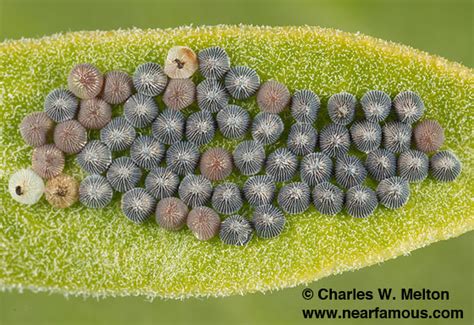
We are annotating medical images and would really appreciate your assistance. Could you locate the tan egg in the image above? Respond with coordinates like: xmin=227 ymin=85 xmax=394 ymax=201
xmin=45 ymin=174 xmax=79 ymax=208
xmin=164 ymin=46 xmax=198 ymax=79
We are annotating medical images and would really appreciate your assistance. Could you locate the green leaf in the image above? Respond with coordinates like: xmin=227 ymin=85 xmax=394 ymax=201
xmin=1 ymin=26 xmax=473 ymax=299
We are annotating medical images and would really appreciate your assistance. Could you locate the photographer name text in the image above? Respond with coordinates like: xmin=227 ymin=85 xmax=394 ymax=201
xmin=315 ymin=288 xmax=449 ymax=301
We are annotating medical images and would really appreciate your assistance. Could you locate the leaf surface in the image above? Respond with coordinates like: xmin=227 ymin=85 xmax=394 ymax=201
xmin=0 ymin=26 xmax=473 ymax=298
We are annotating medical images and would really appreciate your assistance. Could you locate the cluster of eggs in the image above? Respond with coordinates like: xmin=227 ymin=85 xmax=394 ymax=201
xmin=9 ymin=45 xmax=462 ymax=246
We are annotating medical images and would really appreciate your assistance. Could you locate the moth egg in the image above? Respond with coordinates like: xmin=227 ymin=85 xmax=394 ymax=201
xmin=76 ymin=140 xmax=112 ymax=174
xmin=265 ymin=148 xmax=298 ymax=182
xmin=123 ymin=93 xmax=159 ymax=128
xmin=100 ymin=117 xmax=136 ymax=152
xmin=44 ymin=88 xmax=79 ymax=123
xmin=413 ymin=119 xmax=445 ymax=153
xmin=350 ymin=120 xmax=382 ymax=153
xmin=106 ymin=157 xmax=142 ymax=193
xmin=164 ymin=46 xmax=198 ymax=79
xmin=382 ymin=121 xmax=412 ymax=154
xmin=155 ymin=197 xmax=189 ymax=231
xmin=251 ymin=112 xmax=284 ymax=145
xmin=45 ymin=174 xmax=79 ymax=209
xmin=200 ymin=147 xmax=233 ymax=181
xmin=376 ymin=176 xmax=410 ymax=209
xmin=67 ymin=63 xmax=104 ymax=99
xmin=252 ymin=204 xmax=286 ymax=239
xmin=133 ymin=62 xmax=168 ymax=96
xmin=151 ymin=108 xmax=185 ymax=145
xmin=430 ymin=150 xmax=462 ymax=182
xmin=20 ymin=112 xmax=54 ymax=147
xmin=198 ymin=46 xmax=231 ymax=79
xmin=290 ymin=89 xmax=320 ymax=123
xmin=166 ymin=141 xmax=200 ymax=176
xmin=130 ymin=136 xmax=165 ymax=170
xmin=327 ymin=92 xmax=356 ymax=125
xmin=319 ymin=123 xmax=351 ymax=158
xmin=196 ymin=79 xmax=229 ymax=113
xmin=243 ymin=175 xmax=276 ymax=207
xmin=365 ymin=148 xmax=397 ymax=181
xmin=224 ymin=66 xmax=260 ymax=100
xmin=187 ymin=206 xmax=221 ymax=241
xmin=256 ymin=80 xmax=290 ymax=114
xmin=53 ymin=120 xmax=87 ymax=154
xmin=9 ymin=169 xmax=45 ymax=205
xmin=287 ymin=123 xmax=318 ymax=156
xmin=211 ymin=182 xmax=243 ymax=215
xmin=393 ymin=90 xmax=424 ymax=124
xmin=162 ymin=78 xmax=196 ymax=111
xmin=178 ymin=174 xmax=213 ymax=208
xmin=345 ymin=185 xmax=378 ymax=218
xmin=32 ymin=144 xmax=65 ymax=179
xmin=233 ymin=140 xmax=266 ymax=176
xmin=335 ymin=155 xmax=368 ymax=189
xmin=79 ymin=175 xmax=113 ymax=209
xmin=277 ymin=182 xmax=311 ymax=215
xmin=185 ymin=110 xmax=216 ymax=146
xmin=219 ymin=215 xmax=253 ymax=246
xmin=145 ymin=167 xmax=180 ymax=200
xmin=101 ymin=70 xmax=133 ymax=105
xmin=216 ymin=104 xmax=250 ymax=139
xmin=312 ymin=182 xmax=344 ymax=216
xmin=78 ymin=98 xmax=112 ymax=130
xmin=300 ymin=152 xmax=333 ymax=187
xmin=398 ymin=149 xmax=429 ymax=182
xmin=121 ymin=188 xmax=156 ymax=224
xmin=360 ymin=90 xmax=391 ymax=123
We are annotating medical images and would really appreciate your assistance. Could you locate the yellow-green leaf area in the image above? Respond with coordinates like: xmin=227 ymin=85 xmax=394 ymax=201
xmin=0 ymin=25 xmax=473 ymax=299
